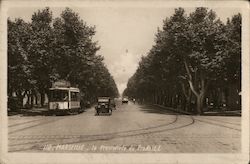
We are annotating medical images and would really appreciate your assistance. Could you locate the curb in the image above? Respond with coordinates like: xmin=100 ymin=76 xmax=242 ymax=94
xmin=153 ymin=104 xmax=241 ymax=116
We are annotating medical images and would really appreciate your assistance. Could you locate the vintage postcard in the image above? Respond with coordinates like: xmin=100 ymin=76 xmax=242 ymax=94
xmin=0 ymin=0 xmax=249 ymax=163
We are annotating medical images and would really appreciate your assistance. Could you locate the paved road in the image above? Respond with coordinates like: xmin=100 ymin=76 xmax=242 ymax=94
xmin=8 ymin=101 xmax=241 ymax=153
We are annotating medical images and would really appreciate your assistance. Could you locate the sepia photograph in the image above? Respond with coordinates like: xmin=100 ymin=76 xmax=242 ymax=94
xmin=0 ymin=0 xmax=249 ymax=164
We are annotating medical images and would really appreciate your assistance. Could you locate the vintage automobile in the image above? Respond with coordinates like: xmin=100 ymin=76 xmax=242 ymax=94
xmin=95 ymin=97 xmax=115 ymax=115
xmin=122 ymin=96 xmax=129 ymax=104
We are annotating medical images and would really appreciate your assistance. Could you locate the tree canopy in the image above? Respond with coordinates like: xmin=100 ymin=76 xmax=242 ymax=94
xmin=124 ymin=8 xmax=241 ymax=114
xmin=8 ymin=7 xmax=119 ymax=107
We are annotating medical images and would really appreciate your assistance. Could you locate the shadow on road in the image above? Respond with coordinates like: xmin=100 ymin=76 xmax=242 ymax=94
xmin=8 ymin=108 xmax=88 ymax=117
xmin=138 ymin=105 xmax=178 ymax=115
xmin=95 ymin=113 xmax=112 ymax=116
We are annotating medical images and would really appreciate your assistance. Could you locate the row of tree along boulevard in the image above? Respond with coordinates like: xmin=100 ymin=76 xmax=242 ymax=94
xmin=8 ymin=7 xmax=119 ymax=111
xmin=123 ymin=8 xmax=241 ymax=115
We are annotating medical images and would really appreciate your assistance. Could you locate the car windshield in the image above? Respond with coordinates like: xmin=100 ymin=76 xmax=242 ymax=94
xmin=49 ymin=90 xmax=68 ymax=101
xmin=98 ymin=98 xmax=109 ymax=103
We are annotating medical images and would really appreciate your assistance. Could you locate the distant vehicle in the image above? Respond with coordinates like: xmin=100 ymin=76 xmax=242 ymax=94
xmin=132 ymin=98 xmax=136 ymax=104
xmin=95 ymin=97 xmax=114 ymax=115
xmin=122 ymin=96 xmax=129 ymax=104
xmin=48 ymin=86 xmax=84 ymax=115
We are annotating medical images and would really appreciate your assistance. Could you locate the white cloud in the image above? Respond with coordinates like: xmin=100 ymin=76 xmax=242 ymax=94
xmin=107 ymin=51 xmax=140 ymax=94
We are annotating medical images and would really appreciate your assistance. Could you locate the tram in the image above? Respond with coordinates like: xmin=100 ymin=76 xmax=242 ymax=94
xmin=48 ymin=81 xmax=84 ymax=115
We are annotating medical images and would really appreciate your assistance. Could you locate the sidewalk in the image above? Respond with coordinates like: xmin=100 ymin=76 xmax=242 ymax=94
xmin=153 ymin=104 xmax=241 ymax=116
xmin=15 ymin=105 xmax=93 ymax=116
xmin=202 ymin=110 xmax=241 ymax=116
xmin=20 ymin=107 xmax=49 ymax=116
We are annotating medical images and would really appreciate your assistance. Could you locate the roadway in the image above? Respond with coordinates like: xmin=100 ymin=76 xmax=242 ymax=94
xmin=8 ymin=101 xmax=241 ymax=153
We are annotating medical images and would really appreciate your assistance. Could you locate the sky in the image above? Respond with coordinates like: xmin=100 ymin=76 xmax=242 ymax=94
xmin=8 ymin=6 xmax=241 ymax=94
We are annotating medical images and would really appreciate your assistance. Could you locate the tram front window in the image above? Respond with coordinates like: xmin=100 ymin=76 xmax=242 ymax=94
xmin=50 ymin=90 xmax=68 ymax=101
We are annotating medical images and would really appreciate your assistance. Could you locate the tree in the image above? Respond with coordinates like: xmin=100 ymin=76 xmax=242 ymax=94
xmin=181 ymin=8 xmax=227 ymax=114
xmin=224 ymin=14 xmax=241 ymax=87
xmin=8 ymin=18 xmax=32 ymax=105
xmin=124 ymin=8 xmax=241 ymax=114
xmin=52 ymin=8 xmax=118 ymax=103
xmin=8 ymin=7 xmax=119 ymax=109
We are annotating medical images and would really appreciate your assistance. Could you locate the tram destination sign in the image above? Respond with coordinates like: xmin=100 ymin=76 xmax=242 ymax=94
xmin=52 ymin=80 xmax=71 ymax=88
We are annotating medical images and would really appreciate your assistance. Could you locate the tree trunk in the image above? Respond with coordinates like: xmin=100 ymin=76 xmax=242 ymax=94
xmin=27 ymin=91 xmax=31 ymax=106
xmin=170 ymin=94 xmax=173 ymax=107
xmin=180 ymin=82 xmax=191 ymax=111
xmin=40 ymin=91 xmax=45 ymax=107
xmin=155 ymin=91 xmax=158 ymax=104
xmin=168 ymin=94 xmax=171 ymax=107
xmin=16 ymin=91 xmax=23 ymax=108
xmin=159 ymin=90 xmax=162 ymax=105
xmin=196 ymin=95 xmax=203 ymax=114
xmin=183 ymin=60 xmax=208 ymax=115
xmin=31 ymin=92 xmax=34 ymax=108
xmin=16 ymin=90 xmax=27 ymax=109
xmin=152 ymin=94 xmax=154 ymax=104
xmin=35 ymin=94 xmax=38 ymax=105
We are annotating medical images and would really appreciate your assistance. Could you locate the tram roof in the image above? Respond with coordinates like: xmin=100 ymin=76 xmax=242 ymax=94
xmin=49 ymin=87 xmax=80 ymax=92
